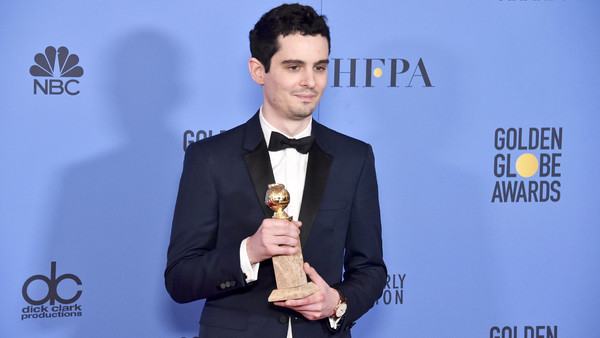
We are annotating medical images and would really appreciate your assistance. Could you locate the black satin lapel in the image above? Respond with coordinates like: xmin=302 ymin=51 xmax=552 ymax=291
xmin=298 ymin=144 xmax=332 ymax=247
xmin=243 ymin=139 xmax=275 ymax=218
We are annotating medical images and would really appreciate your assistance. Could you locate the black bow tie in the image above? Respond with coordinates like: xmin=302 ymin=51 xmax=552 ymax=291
xmin=268 ymin=131 xmax=315 ymax=154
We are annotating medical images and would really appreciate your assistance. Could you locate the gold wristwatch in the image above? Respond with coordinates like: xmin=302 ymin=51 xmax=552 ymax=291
xmin=333 ymin=289 xmax=347 ymax=319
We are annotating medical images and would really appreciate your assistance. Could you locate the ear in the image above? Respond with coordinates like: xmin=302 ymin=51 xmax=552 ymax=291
xmin=248 ymin=57 xmax=266 ymax=85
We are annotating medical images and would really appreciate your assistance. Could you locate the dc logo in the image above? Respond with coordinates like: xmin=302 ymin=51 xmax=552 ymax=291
xmin=22 ymin=262 xmax=82 ymax=305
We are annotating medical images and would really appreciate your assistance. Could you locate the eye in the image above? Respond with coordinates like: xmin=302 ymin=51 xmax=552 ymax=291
xmin=288 ymin=65 xmax=300 ymax=71
xmin=315 ymin=65 xmax=327 ymax=72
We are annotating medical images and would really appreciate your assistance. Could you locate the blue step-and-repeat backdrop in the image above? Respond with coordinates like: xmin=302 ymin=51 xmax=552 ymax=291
xmin=2 ymin=1 xmax=599 ymax=337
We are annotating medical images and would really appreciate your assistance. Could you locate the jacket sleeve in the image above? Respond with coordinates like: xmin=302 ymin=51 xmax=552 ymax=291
xmin=164 ymin=142 xmax=247 ymax=303
xmin=333 ymin=144 xmax=387 ymax=332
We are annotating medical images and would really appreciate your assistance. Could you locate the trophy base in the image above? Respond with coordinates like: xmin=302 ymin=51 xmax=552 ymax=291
xmin=268 ymin=282 xmax=319 ymax=302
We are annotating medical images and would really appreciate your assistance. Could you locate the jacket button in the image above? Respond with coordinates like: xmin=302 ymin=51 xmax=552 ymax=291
xmin=219 ymin=283 xmax=226 ymax=290
xmin=278 ymin=315 xmax=288 ymax=324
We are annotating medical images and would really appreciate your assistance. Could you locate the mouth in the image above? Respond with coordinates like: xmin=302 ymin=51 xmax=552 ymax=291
xmin=294 ymin=92 xmax=318 ymax=101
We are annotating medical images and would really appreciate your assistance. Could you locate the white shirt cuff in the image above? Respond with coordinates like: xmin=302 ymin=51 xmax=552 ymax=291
xmin=328 ymin=315 xmax=342 ymax=330
xmin=240 ymin=237 xmax=260 ymax=282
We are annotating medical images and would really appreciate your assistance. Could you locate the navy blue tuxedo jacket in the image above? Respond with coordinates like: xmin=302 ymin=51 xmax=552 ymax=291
xmin=165 ymin=112 xmax=386 ymax=337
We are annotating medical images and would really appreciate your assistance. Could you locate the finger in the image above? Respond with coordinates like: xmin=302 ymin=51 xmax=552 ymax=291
xmin=273 ymin=302 xmax=321 ymax=320
xmin=281 ymin=290 xmax=324 ymax=308
xmin=278 ymin=303 xmax=325 ymax=320
xmin=269 ymin=246 xmax=300 ymax=257
xmin=273 ymin=300 xmax=314 ymax=308
xmin=304 ymin=262 xmax=326 ymax=287
xmin=264 ymin=236 xmax=298 ymax=249
xmin=263 ymin=220 xmax=301 ymax=237
xmin=275 ymin=301 xmax=317 ymax=313
xmin=280 ymin=297 xmax=311 ymax=307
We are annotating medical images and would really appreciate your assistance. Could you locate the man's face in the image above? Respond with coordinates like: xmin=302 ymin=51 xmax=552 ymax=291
xmin=261 ymin=33 xmax=329 ymax=124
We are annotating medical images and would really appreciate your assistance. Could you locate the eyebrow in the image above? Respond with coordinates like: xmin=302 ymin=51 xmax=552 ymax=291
xmin=281 ymin=59 xmax=330 ymax=65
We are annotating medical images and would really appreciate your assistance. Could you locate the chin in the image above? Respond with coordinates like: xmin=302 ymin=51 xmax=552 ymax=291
xmin=291 ymin=108 xmax=315 ymax=120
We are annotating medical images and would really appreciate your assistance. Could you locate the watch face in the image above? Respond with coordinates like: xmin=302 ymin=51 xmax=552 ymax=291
xmin=336 ymin=303 xmax=347 ymax=317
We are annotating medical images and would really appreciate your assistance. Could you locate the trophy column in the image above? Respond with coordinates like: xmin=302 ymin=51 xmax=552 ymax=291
xmin=265 ymin=183 xmax=319 ymax=302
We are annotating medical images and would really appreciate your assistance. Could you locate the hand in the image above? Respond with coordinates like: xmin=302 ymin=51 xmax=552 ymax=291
xmin=274 ymin=262 xmax=340 ymax=321
xmin=246 ymin=219 xmax=301 ymax=264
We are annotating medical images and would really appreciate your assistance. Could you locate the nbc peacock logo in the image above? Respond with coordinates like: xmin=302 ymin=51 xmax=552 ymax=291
xmin=30 ymin=46 xmax=84 ymax=95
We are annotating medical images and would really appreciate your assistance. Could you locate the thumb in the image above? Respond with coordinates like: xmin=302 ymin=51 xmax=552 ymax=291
xmin=304 ymin=262 xmax=326 ymax=287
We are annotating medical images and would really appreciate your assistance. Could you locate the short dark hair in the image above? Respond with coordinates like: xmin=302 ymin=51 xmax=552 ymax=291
xmin=249 ymin=3 xmax=331 ymax=73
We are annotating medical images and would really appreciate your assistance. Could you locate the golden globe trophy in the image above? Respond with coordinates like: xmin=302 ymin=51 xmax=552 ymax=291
xmin=265 ymin=183 xmax=319 ymax=302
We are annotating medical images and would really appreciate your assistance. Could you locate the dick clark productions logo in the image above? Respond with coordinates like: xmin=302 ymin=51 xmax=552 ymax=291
xmin=21 ymin=262 xmax=83 ymax=320
xmin=30 ymin=46 xmax=84 ymax=95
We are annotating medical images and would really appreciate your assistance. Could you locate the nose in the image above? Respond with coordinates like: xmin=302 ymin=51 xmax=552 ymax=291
xmin=299 ymin=69 xmax=316 ymax=88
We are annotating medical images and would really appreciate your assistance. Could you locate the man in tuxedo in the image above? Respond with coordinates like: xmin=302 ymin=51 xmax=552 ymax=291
xmin=165 ymin=4 xmax=386 ymax=337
